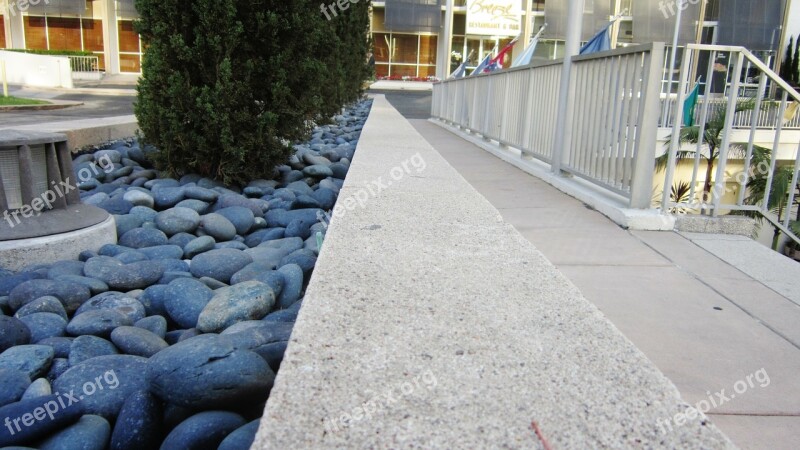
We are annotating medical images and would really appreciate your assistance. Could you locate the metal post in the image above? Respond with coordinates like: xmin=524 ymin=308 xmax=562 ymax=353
xmin=711 ymin=52 xmax=744 ymax=216
xmin=1 ymin=60 xmax=7 ymax=97
xmin=551 ymin=0 xmax=585 ymax=174
xmin=438 ymin=0 xmax=455 ymax=80
xmin=661 ymin=49 xmax=693 ymax=213
xmin=661 ymin=0 xmax=685 ymax=124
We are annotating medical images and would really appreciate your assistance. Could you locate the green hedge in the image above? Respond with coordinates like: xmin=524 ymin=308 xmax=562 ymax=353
xmin=134 ymin=0 xmax=370 ymax=185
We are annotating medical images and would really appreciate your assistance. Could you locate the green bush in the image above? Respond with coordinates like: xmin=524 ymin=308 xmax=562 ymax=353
xmin=134 ymin=0 xmax=370 ymax=185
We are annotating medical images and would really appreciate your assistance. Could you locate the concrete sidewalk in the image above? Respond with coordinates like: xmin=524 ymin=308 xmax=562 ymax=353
xmin=412 ymin=119 xmax=800 ymax=450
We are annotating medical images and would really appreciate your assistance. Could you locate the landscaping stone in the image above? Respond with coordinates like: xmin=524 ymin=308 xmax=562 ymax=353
xmin=83 ymin=257 xmax=165 ymax=291
xmin=118 ymin=228 xmax=169 ymax=249
xmin=161 ymin=411 xmax=246 ymax=450
xmin=163 ymin=278 xmax=214 ymax=329
xmin=146 ymin=335 xmax=275 ymax=409
xmin=66 ymin=310 xmax=133 ymax=338
xmin=110 ymin=326 xmax=168 ymax=358
xmin=197 ymin=281 xmax=276 ymax=333
xmin=18 ymin=313 xmax=67 ymax=343
xmin=0 ymin=345 xmax=54 ymax=379
xmin=8 ymin=280 xmax=91 ymax=314
xmin=134 ymin=316 xmax=167 ymax=339
xmin=69 ymin=335 xmax=119 ymax=366
xmin=184 ymin=236 xmax=216 ymax=259
xmin=21 ymin=377 xmax=51 ymax=400
xmin=53 ymin=355 xmax=148 ymax=419
xmin=155 ymin=207 xmax=201 ymax=236
xmin=38 ymin=414 xmax=111 ymax=450
xmin=110 ymin=390 xmax=162 ymax=450
xmin=0 ymin=394 xmax=84 ymax=447
xmin=0 ymin=316 xmax=31 ymax=352
xmin=199 ymin=214 xmax=237 ymax=241
xmin=0 ymin=368 xmax=30 ymax=407
xmin=190 ymin=249 xmax=253 ymax=283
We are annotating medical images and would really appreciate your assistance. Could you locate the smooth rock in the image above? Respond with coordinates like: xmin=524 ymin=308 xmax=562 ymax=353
xmin=66 ymin=310 xmax=133 ymax=338
xmin=168 ymin=232 xmax=197 ymax=248
xmin=21 ymin=377 xmax=51 ymax=400
xmin=118 ymin=228 xmax=168 ymax=249
xmin=215 ymin=207 xmax=255 ymax=236
xmin=199 ymin=214 xmax=237 ymax=242
xmin=152 ymin=187 xmax=185 ymax=209
xmin=174 ymin=199 xmax=210 ymax=214
xmin=123 ymin=190 xmax=154 ymax=209
xmin=110 ymin=327 xmax=168 ymax=358
xmin=109 ymin=390 xmax=162 ymax=450
xmin=163 ymin=278 xmax=214 ymax=329
xmin=184 ymin=236 xmax=216 ymax=259
xmin=138 ymin=245 xmax=184 ymax=260
xmin=146 ymin=335 xmax=274 ymax=409
xmin=197 ymin=281 xmax=275 ymax=333
xmin=38 ymin=414 xmax=111 ymax=450
xmin=9 ymin=280 xmax=90 ymax=314
xmin=161 ymin=411 xmax=245 ymax=450
xmin=184 ymin=186 xmax=219 ymax=203
xmin=54 ymin=276 xmax=109 ymax=296
xmin=53 ymin=355 xmax=148 ymax=420
xmin=46 ymin=261 xmax=85 ymax=280
xmin=134 ymin=316 xmax=167 ymax=339
xmin=18 ymin=313 xmax=66 ymax=343
xmin=0 ymin=368 xmax=30 ymax=407
xmin=75 ymin=292 xmax=146 ymax=323
xmin=276 ymin=264 xmax=304 ymax=308
xmin=218 ymin=419 xmax=260 ymax=450
xmin=83 ymin=257 xmax=164 ymax=291
xmin=69 ymin=335 xmax=119 ymax=366
xmin=0 ymin=345 xmax=53 ymax=379
xmin=0 ymin=394 xmax=83 ymax=447
xmin=37 ymin=337 xmax=73 ymax=359
xmin=190 ymin=249 xmax=252 ymax=284
xmin=0 ymin=316 xmax=31 ymax=352
xmin=155 ymin=207 xmax=201 ymax=236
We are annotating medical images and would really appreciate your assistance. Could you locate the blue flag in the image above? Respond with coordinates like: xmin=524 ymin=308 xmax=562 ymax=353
xmin=511 ymin=36 xmax=539 ymax=68
xmin=471 ymin=53 xmax=492 ymax=77
xmin=449 ymin=62 xmax=467 ymax=79
xmin=683 ymin=80 xmax=701 ymax=127
xmin=580 ymin=26 xmax=611 ymax=55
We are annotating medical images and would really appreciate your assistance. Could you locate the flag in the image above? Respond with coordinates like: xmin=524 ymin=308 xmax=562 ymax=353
xmin=485 ymin=37 xmax=519 ymax=73
xmin=683 ymin=80 xmax=701 ymax=127
xmin=579 ymin=25 xmax=611 ymax=55
xmin=471 ymin=53 xmax=492 ymax=77
xmin=512 ymin=36 xmax=540 ymax=68
xmin=449 ymin=62 xmax=467 ymax=79
xmin=783 ymin=101 xmax=799 ymax=125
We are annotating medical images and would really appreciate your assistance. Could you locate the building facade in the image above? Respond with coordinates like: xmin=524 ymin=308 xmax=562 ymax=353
xmin=1 ymin=0 xmax=142 ymax=74
xmin=371 ymin=0 xmax=794 ymax=80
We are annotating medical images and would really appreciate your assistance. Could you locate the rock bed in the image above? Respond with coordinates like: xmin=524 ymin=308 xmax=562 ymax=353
xmin=0 ymin=100 xmax=372 ymax=450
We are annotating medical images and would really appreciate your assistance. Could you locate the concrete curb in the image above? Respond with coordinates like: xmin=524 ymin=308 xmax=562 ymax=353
xmin=0 ymin=115 xmax=139 ymax=151
xmin=429 ymin=118 xmax=676 ymax=231
xmin=253 ymin=95 xmax=735 ymax=448
xmin=0 ymin=100 xmax=83 ymax=112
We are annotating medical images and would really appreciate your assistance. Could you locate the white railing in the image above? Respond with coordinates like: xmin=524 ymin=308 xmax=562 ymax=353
xmin=660 ymin=44 xmax=800 ymax=247
xmin=67 ymin=55 xmax=101 ymax=73
xmin=432 ymin=43 xmax=665 ymax=208
xmin=660 ymin=97 xmax=800 ymax=129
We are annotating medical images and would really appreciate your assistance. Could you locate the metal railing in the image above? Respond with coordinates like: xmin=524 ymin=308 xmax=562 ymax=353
xmin=67 ymin=55 xmax=101 ymax=73
xmin=432 ymin=43 xmax=665 ymax=208
xmin=660 ymin=44 xmax=800 ymax=246
xmin=660 ymin=97 xmax=800 ymax=129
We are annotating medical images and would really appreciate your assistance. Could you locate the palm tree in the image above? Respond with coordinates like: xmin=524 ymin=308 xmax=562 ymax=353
xmin=743 ymin=145 xmax=800 ymax=250
xmin=655 ymin=99 xmax=760 ymax=211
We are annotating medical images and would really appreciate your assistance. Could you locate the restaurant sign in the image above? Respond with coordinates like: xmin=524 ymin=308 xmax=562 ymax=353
xmin=466 ymin=0 xmax=521 ymax=36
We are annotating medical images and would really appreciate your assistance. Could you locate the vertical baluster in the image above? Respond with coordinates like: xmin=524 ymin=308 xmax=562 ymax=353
xmin=711 ymin=52 xmax=744 ymax=216
xmin=738 ymin=73 xmax=768 ymax=206
xmin=763 ymin=91 xmax=789 ymax=213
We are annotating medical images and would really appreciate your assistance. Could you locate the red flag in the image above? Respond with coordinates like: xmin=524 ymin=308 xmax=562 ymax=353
xmin=486 ymin=37 xmax=519 ymax=72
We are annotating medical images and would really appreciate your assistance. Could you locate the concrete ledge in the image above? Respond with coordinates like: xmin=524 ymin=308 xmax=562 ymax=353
xmin=429 ymin=119 xmax=675 ymax=231
xmin=0 ymin=100 xmax=83 ymax=112
xmin=370 ymin=80 xmax=434 ymax=91
xmin=0 ymin=115 xmax=138 ymax=152
xmin=675 ymin=216 xmax=757 ymax=236
xmin=253 ymin=95 xmax=734 ymax=448
xmin=0 ymin=215 xmax=116 ymax=271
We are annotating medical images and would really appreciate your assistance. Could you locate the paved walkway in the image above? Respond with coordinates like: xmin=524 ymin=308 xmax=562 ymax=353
xmin=411 ymin=119 xmax=800 ymax=450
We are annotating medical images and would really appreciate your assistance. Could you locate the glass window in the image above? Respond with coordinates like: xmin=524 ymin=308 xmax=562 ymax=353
xmin=372 ymin=8 xmax=386 ymax=32
xmin=419 ymin=35 xmax=437 ymax=65
xmin=23 ymin=17 xmax=48 ymax=50
xmin=47 ymin=17 xmax=82 ymax=51
xmin=391 ymin=65 xmax=417 ymax=77
xmin=0 ymin=16 xmax=5 ymax=49
xmin=119 ymin=53 xmax=141 ymax=73
xmin=118 ymin=20 xmax=139 ymax=53
xmin=418 ymin=65 xmax=436 ymax=77
xmin=82 ymin=19 xmax=104 ymax=52
xmin=453 ymin=14 xmax=466 ymax=35
xmin=375 ymin=64 xmax=390 ymax=78
xmin=391 ymin=34 xmax=418 ymax=64
xmin=374 ymin=32 xmax=390 ymax=63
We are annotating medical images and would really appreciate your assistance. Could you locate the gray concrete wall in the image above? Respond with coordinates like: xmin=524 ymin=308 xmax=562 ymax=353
xmin=0 ymin=116 xmax=138 ymax=152
xmin=252 ymin=95 xmax=736 ymax=449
